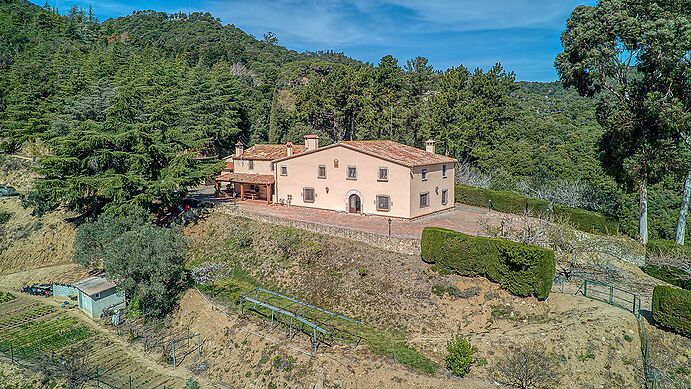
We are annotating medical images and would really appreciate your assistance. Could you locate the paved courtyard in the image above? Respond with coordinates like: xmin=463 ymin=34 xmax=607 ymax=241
xmin=228 ymin=197 xmax=492 ymax=240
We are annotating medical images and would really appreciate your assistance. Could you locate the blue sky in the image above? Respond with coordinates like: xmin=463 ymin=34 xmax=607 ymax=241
xmin=36 ymin=0 xmax=596 ymax=81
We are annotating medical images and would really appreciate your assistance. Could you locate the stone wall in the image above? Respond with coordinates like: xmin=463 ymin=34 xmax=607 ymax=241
xmin=219 ymin=207 xmax=421 ymax=256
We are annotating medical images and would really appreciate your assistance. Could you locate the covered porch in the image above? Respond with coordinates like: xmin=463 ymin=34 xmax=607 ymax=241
xmin=214 ymin=173 xmax=274 ymax=205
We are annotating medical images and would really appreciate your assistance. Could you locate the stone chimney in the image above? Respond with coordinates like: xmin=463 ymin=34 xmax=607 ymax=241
xmin=286 ymin=142 xmax=294 ymax=156
xmin=425 ymin=139 xmax=436 ymax=154
xmin=235 ymin=141 xmax=244 ymax=157
xmin=304 ymin=134 xmax=319 ymax=151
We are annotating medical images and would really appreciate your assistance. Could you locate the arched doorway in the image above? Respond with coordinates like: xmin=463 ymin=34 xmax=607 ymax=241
xmin=348 ymin=193 xmax=362 ymax=214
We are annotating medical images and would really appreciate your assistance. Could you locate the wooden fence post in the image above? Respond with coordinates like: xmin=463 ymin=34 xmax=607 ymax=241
xmin=172 ymin=340 xmax=176 ymax=369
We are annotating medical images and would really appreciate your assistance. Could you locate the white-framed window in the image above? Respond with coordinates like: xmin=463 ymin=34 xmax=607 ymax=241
xmin=303 ymin=187 xmax=315 ymax=203
xmin=442 ymin=189 xmax=449 ymax=205
xmin=318 ymin=165 xmax=326 ymax=179
xmin=248 ymin=160 xmax=254 ymax=170
xmin=334 ymin=159 xmax=339 ymax=168
xmin=421 ymin=169 xmax=428 ymax=181
xmin=442 ymin=164 xmax=447 ymax=178
xmin=347 ymin=165 xmax=357 ymax=180
xmin=378 ymin=167 xmax=388 ymax=182
xmin=420 ymin=192 xmax=429 ymax=208
xmin=376 ymin=195 xmax=391 ymax=211
xmin=280 ymin=165 xmax=288 ymax=176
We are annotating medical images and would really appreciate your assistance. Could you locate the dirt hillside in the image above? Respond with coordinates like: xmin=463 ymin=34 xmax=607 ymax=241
xmin=180 ymin=212 xmax=645 ymax=388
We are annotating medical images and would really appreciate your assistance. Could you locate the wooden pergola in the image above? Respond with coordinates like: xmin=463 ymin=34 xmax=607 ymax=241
xmin=214 ymin=172 xmax=274 ymax=205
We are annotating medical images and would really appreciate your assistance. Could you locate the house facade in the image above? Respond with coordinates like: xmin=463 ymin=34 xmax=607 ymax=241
xmin=216 ymin=135 xmax=455 ymax=219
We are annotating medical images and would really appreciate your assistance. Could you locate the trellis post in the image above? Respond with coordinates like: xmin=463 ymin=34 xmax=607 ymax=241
xmin=608 ymin=285 xmax=614 ymax=305
xmin=172 ymin=340 xmax=176 ymax=369
xmin=197 ymin=334 xmax=201 ymax=356
xmin=9 ymin=343 xmax=13 ymax=363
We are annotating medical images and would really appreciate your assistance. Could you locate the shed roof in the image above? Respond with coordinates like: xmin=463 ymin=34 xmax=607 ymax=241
xmin=73 ymin=276 xmax=117 ymax=296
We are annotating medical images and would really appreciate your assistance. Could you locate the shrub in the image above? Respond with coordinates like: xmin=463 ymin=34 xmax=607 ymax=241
xmin=445 ymin=334 xmax=476 ymax=377
xmin=421 ymin=227 xmax=555 ymax=299
xmin=0 ymin=210 xmax=11 ymax=225
xmin=455 ymin=184 xmax=548 ymax=215
xmin=646 ymin=239 xmax=691 ymax=258
xmin=644 ymin=240 xmax=691 ymax=290
xmin=652 ymin=285 xmax=691 ymax=338
xmin=494 ymin=343 xmax=560 ymax=388
xmin=455 ymin=184 xmax=618 ymax=235
xmin=553 ymin=205 xmax=619 ymax=235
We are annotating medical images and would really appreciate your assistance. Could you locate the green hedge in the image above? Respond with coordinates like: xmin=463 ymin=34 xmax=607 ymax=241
xmin=553 ymin=205 xmax=619 ymax=235
xmin=421 ymin=227 xmax=555 ymax=299
xmin=646 ymin=239 xmax=691 ymax=258
xmin=642 ymin=240 xmax=691 ymax=290
xmin=454 ymin=184 xmax=618 ymax=235
xmin=652 ymin=285 xmax=691 ymax=338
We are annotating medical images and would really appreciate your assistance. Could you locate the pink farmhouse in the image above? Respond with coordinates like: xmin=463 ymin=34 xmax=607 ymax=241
xmin=215 ymin=136 xmax=456 ymax=219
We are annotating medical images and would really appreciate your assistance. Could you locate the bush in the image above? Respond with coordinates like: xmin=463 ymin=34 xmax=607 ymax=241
xmin=455 ymin=184 xmax=548 ymax=215
xmin=553 ymin=205 xmax=619 ymax=235
xmin=643 ymin=240 xmax=691 ymax=290
xmin=445 ymin=334 xmax=476 ymax=377
xmin=455 ymin=184 xmax=618 ymax=235
xmin=652 ymin=285 xmax=691 ymax=338
xmin=421 ymin=227 xmax=555 ymax=299
xmin=494 ymin=343 xmax=560 ymax=388
xmin=646 ymin=239 xmax=691 ymax=258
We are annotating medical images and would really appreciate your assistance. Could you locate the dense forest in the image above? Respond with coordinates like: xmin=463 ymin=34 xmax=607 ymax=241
xmin=0 ymin=0 xmax=688 ymax=242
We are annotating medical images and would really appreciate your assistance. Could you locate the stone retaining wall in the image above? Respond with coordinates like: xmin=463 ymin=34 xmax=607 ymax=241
xmin=219 ymin=207 xmax=421 ymax=256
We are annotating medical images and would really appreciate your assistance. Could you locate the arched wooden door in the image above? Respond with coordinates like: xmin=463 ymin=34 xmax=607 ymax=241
xmin=348 ymin=194 xmax=361 ymax=213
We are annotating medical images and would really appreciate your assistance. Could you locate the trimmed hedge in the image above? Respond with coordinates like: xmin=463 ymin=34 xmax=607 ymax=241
xmin=646 ymin=239 xmax=691 ymax=257
xmin=421 ymin=227 xmax=555 ymax=299
xmin=553 ymin=205 xmax=619 ymax=235
xmin=454 ymin=184 xmax=618 ymax=235
xmin=643 ymin=240 xmax=691 ymax=290
xmin=652 ymin=285 xmax=691 ymax=338
xmin=455 ymin=184 xmax=549 ymax=215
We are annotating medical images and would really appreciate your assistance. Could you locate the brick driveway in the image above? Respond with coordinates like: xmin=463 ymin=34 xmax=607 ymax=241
xmin=228 ymin=200 xmax=491 ymax=239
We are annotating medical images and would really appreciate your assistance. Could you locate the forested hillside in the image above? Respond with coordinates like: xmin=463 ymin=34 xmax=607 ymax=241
xmin=0 ymin=0 xmax=687 ymax=241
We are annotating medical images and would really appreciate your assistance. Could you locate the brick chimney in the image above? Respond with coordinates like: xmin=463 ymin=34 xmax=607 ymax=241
xmin=286 ymin=142 xmax=294 ymax=156
xmin=304 ymin=134 xmax=319 ymax=151
xmin=235 ymin=141 xmax=244 ymax=157
xmin=425 ymin=139 xmax=436 ymax=154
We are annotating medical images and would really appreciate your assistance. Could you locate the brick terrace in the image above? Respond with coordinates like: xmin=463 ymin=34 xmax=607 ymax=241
xmin=227 ymin=199 xmax=490 ymax=239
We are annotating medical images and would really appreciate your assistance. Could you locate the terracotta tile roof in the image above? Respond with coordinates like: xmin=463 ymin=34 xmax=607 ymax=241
xmin=340 ymin=140 xmax=457 ymax=167
xmin=238 ymin=144 xmax=306 ymax=160
xmin=215 ymin=172 xmax=275 ymax=185
xmin=224 ymin=162 xmax=234 ymax=171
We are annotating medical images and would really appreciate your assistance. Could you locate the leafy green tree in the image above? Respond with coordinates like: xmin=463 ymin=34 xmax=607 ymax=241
xmin=555 ymin=0 xmax=690 ymax=244
xmin=73 ymin=206 xmax=149 ymax=269
xmin=73 ymin=205 xmax=187 ymax=316
xmin=104 ymin=222 xmax=187 ymax=316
